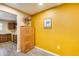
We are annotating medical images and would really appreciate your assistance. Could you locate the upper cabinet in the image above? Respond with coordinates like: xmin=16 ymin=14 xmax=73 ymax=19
xmin=8 ymin=22 xmax=16 ymax=30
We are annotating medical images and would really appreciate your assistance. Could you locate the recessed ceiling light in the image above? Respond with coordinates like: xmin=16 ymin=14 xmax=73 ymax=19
xmin=38 ymin=3 xmax=43 ymax=6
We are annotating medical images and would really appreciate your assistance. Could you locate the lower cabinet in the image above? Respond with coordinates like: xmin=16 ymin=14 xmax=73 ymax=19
xmin=12 ymin=35 xmax=17 ymax=43
xmin=1 ymin=35 xmax=7 ymax=42
xmin=7 ymin=34 xmax=11 ymax=41
xmin=0 ymin=34 xmax=11 ymax=43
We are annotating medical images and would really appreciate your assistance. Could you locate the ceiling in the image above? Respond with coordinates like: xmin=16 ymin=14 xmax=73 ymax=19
xmin=0 ymin=10 xmax=17 ymax=21
xmin=4 ymin=3 xmax=62 ymax=15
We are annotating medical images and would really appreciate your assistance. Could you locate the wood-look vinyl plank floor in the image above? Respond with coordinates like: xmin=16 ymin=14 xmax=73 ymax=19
xmin=0 ymin=41 xmax=54 ymax=56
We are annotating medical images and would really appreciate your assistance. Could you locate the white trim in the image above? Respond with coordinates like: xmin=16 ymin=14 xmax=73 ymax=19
xmin=35 ymin=46 xmax=60 ymax=56
xmin=17 ymin=49 xmax=21 ymax=52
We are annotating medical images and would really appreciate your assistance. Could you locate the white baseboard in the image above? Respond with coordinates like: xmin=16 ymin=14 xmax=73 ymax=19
xmin=35 ymin=46 xmax=60 ymax=56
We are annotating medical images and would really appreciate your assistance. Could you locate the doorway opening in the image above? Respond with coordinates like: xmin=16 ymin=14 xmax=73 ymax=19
xmin=0 ymin=10 xmax=17 ymax=56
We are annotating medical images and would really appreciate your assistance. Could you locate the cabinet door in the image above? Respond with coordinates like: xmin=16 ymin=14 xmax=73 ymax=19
xmin=8 ymin=23 xmax=16 ymax=30
xmin=1 ymin=35 xmax=7 ymax=42
xmin=20 ymin=26 xmax=34 ymax=53
xmin=13 ymin=35 xmax=17 ymax=43
xmin=7 ymin=34 xmax=11 ymax=41
xmin=0 ymin=35 xmax=1 ymax=43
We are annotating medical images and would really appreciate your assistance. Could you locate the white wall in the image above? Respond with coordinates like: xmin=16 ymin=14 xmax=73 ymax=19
xmin=0 ymin=20 xmax=16 ymax=34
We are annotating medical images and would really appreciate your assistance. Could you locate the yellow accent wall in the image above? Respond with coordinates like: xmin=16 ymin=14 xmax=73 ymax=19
xmin=32 ymin=4 xmax=79 ymax=56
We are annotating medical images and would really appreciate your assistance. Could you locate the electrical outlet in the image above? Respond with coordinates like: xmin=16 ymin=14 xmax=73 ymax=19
xmin=57 ymin=45 xmax=61 ymax=49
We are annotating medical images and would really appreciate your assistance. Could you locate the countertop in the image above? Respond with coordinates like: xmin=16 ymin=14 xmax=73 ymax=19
xmin=0 ymin=33 xmax=17 ymax=35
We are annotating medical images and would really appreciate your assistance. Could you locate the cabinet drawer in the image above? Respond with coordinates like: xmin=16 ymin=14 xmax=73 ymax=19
xmin=21 ymin=42 xmax=34 ymax=53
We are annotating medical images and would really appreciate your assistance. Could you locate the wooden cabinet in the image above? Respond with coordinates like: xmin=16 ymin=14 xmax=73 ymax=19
xmin=8 ymin=22 xmax=16 ymax=30
xmin=7 ymin=34 xmax=11 ymax=41
xmin=0 ymin=34 xmax=11 ymax=43
xmin=0 ymin=34 xmax=8 ymax=43
xmin=1 ymin=35 xmax=7 ymax=42
xmin=20 ymin=26 xmax=34 ymax=53
xmin=12 ymin=35 xmax=17 ymax=43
